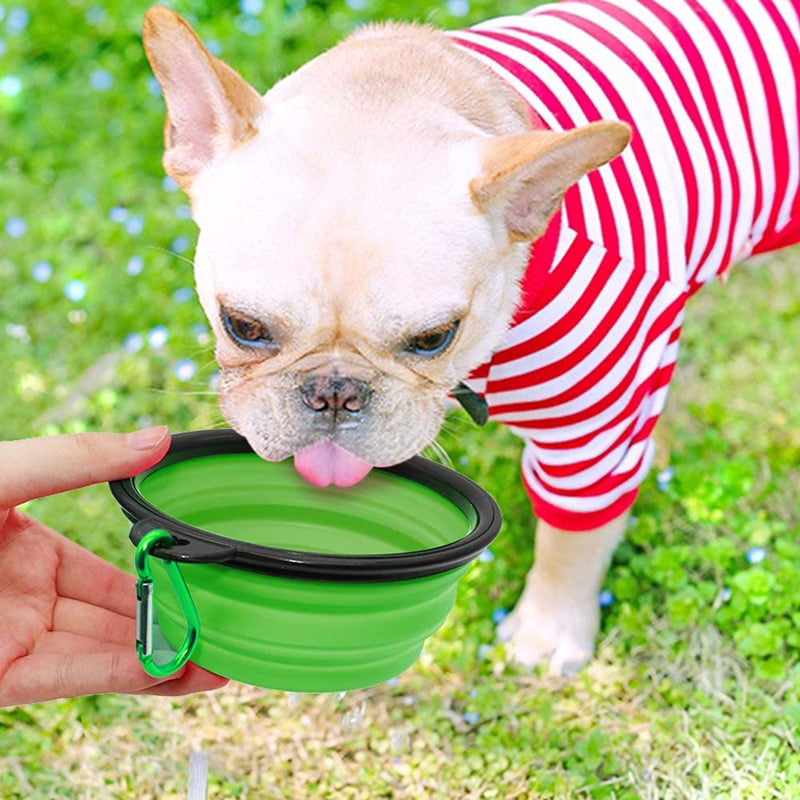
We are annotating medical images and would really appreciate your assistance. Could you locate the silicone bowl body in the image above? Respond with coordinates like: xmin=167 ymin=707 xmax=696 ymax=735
xmin=110 ymin=430 xmax=501 ymax=692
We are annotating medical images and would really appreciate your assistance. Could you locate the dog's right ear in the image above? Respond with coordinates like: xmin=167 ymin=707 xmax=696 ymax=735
xmin=143 ymin=6 xmax=265 ymax=192
xmin=470 ymin=121 xmax=631 ymax=243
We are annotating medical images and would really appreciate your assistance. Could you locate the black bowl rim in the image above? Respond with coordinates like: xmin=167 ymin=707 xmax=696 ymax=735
xmin=110 ymin=429 xmax=502 ymax=583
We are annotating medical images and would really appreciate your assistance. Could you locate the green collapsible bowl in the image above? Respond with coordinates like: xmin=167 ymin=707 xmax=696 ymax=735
xmin=110 ymin=429 xmax=501 ymax=693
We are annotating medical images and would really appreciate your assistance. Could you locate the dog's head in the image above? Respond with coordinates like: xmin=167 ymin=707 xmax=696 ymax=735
xmin=143 ymin=7 xmax=630 ymax=486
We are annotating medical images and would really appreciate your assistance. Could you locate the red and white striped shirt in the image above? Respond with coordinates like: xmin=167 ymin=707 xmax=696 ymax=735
xmin=451 ymin=0 xmax=800 ymax=531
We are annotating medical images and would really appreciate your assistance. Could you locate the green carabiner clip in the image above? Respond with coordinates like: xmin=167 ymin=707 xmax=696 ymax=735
xmin=134 ymin=528 xmax=200 ymax=678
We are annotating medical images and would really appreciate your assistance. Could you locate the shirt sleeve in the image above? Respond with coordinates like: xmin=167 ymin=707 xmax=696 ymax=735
xmin=468 ymin=223 xmax=688 ymax=532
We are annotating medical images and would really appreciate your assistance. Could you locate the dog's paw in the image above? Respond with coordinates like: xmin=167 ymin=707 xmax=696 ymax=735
xmin=497 ymin=596 xmax=598 ymax=678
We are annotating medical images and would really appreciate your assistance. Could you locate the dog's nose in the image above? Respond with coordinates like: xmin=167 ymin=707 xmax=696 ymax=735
xmin=300 ymin=376 xmax=371 ymax=414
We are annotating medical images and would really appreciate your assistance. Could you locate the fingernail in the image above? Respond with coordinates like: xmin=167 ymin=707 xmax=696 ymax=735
xmin=128 ymin=425 xmax=169 ymax=451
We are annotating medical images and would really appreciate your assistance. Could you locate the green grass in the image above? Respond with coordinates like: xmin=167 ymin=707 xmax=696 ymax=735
xmin=1 ymin=1 xmax=800 ymax=797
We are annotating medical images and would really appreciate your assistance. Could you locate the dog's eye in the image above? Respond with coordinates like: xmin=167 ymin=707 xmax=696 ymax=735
xmin=405 ymin=320 xmax=460 ymax=356
xmin=220 ymin=306 xmax=275 ymax=350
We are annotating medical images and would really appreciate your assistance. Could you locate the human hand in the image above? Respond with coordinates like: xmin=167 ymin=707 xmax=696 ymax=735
xmin=0 ymin=427 xmax=229 ymax=707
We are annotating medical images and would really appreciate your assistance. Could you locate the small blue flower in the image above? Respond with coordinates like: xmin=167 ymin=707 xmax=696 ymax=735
xmin=64 ymin=279 xmax=87 ymax=302
xmin=462 ymin=711 xmax=480 ymax=725
xmin=446 ymin=0 xmax=470 ymax=17
xmin=478 ymin=644 xmax=493 ymax=660
xmin=126 ymin=255 xmax=144 ymax=276
xmin=0 ymin=75 xmax=21 ymax=96
xmin=162 ymin=176 xmax=179 ymax=192
xmin=5 ymin=323 xmax=29 ymax=343
xmin=124 ymin=215 xmax=144 ymax=235
xmin=746 ymin=546 xmax=767 ymax=565
xmin=236 ymin=16 xmax=263 ymax=36
xmin=239 ymin=0 xmax=264 ymax=15
xmin=204 ymin=38 xmax=222 ymax=56
xmin=147 ymin=76 xmax=162 ymax=97
xmin=172 ymin=287 xmax=194 ymax=303
xmin=491 ymin=608 xmax=508 ymax=625
xmin=469 ymin=689 xmax=478 ymax=698
xmin=170 ymin=235 xmax=190 ymax=254
xmin=477 ymin=548 xmax=494 ymax=563
xmin=85 ymin=6 xmax=106 ymax=26
xmin=720 ymin=586 xmax=732 ymax=603
xmin=174 ymin=358 xmax=197 ymax=382
xmin=459 ymin=455 xmax=468 ymax=466
xmin=598 ymin=589 xmax=614 ymax=608
xmin=385 ymin=677 xmax=399 ymax=687
xmin=4 ymin=216 xmax=26 ymax=237
xmin=191 ymin=323 xmax=210 ymax=344
xmin=90 ymin=68 xmax=114 ymax=92
xmin=109 ymin=205 xmax=128 ymax=223
xmin=31 ymin=260 xmax=52 ymax=283
xmin=175 ymin=204 xmax=192 ymax=220
xmin=346 ymin=0 xmax=368 ymax=9
xmin=656 ymin=465 xmax=674 ymax=491
xmin=123 ymin=332 xmax=144 ymax=353
xmin=148 ymin=325 xmax=169 ymax=349
xmin=208 ymin=370 xmax=220 ymax=391
xmin=6 ymin=7 xmax=29 ymax=35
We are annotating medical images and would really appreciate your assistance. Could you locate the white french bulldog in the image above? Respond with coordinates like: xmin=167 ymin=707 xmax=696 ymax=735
xmin=141 ymin=1 xmax=800 ymax=675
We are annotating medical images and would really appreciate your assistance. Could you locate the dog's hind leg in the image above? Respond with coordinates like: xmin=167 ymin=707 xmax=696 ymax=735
xmin=497 ymin=512 xmax=627 ymax=677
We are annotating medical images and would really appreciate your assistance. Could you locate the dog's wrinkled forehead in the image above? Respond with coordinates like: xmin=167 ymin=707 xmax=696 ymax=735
xmin=192 ymin=125 xmax=493 ymax=330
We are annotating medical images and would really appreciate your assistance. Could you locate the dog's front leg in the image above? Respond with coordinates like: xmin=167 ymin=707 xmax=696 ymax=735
xmin=498 ymin=513 xmax=627 ymax=677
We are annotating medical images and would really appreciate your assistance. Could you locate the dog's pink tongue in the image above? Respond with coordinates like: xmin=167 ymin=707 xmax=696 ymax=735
xmin=294 ymin=441 xmax=373 ymax=488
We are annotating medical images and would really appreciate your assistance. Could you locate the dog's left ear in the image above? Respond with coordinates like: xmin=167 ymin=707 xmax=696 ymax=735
xmin=470 ymin=121 xmax=632 ymax=242
xmin=143 ymin=6 xmax=265 ymax=191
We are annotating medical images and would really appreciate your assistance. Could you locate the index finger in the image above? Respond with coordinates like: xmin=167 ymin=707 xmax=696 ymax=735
xmin=0 ymin=428 xmax=171 ymax=508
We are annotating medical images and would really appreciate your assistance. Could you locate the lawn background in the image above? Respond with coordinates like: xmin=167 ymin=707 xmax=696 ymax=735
xmin=1 ymin=0 xmax=799 ymax=797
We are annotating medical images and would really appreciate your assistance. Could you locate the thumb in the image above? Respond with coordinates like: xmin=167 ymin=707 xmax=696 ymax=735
xmin=0 ymin=427 xmax=171 ymax=508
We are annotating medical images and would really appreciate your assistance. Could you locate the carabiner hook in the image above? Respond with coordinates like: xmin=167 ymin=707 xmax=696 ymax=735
xmin=134 ymin=528 xmax=200 ymax=678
